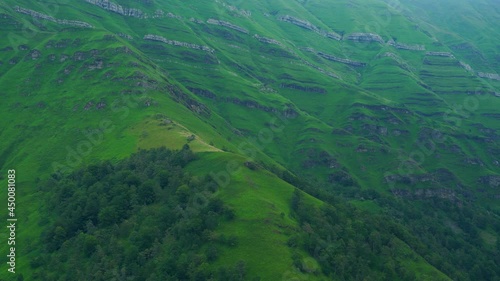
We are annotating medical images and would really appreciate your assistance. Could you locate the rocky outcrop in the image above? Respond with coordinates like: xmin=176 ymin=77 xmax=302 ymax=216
xmin=215 ymin=0 xmax=251 ymax=17
xmin=15 ymin=6 xmax=93 ymax=28
xmin=96 ymin=100 xmax=107 ymax=109
xmin=85 ymin=0 xmax=145 ymax=18
xmin=283 ymin=107 xmax=299 ymax=118
xmin=356 ymin=145 xmax=371 ymax=153
xmin=45 ymin=39 xmax=72 ymax=49
xmin=278 ymin=15 xmax=318 ymax=32
xmin=386 ymin=169 xmax=459 ymax=187
xmin=482 ymin=113 xmax=500 ymax=119
xmin=352 ymin=103 xmax=412 ymax=115
xmin=392 ymin=129 xmax=410 ymax=136
xmin=190 ymin=18 xmax=204 ymax=24
xmin=459 ymin=61 xmax=473 ymax=72
xmin=361 ymin=124 xmax=388 ymax=136
xmin=299 ymin=149 xmax=339 ymax=169
xmin=349 ymin=113 xmax=374 ymax=122
xmin=426 ymin=51 xmax=454 ymax=58
xmin=165 ymin=12 xmax=181 ymax=20
xmin=185 ymin=86 xmax=299 ymax=115
xmin=87 ymin=59 xmax=104 ymax=70
xmin=28 ymin=49 xmax=41 ymax=60
xmin=259 ymin=85 xmax=277 ymax=94
xmin=450 ymin=43 xmax=475 ymax=50
xmin=73 ymin=51 xmax=87 ymax=61
xmin=116 ymin=33 xmax=133 ymax=40
xmin=278 ymin=15 xmax=342 ymax=40
xmin=328 ymin=171 xmax=356 ymax=186
xmin=463 ymin=158 xmax=484 ymax=167
xmin=317 ymin=51 xmax=366 ymax=67
xmin=391 ymin=188 xmax=459 ymax=201
xmin=478 ymin=175 xmax=500 ymax=188
xmin=187 ymin=87 xmax=217 ymax=99
xmin=83 ymin=101 xmax=94 ymax=111
xmin=381 ymin=52 xmax=415 ymax=72
xmin=472 ymin=123 xmax=497 ymax=138
xmin=387 ymin=39 xmax=425 ymax=51
xmin=253 ymin=34 xmax=282 ymax=46
xmin=224 ymin=97 xmax=276 ymax=112
xmin=168 ymin=85 xmax=211 ymax=116
xmin=477 ymin=72 xmax=500 ymax=81
xmin=207 ymin=19 xmax=248 ymax=34
xmin=385 ymin=174 xmax=431 ymax=185
xmin=324 ymin=32 xmax=342 ymax=41
xmin=143 ymin=34 xmax=215 ymax=53
xmin=346 ymin=33 xmax=384 ymax=43
xmin=299 ymin=58 xmax=341 ymax=79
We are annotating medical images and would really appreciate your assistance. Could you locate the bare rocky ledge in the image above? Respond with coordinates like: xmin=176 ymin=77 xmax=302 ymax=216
xmin=317 ymin=51 xmax=366 ymax=67
xmin=381 ymin=52 xmax=415 ymax=72
xmin=478 ymin=175 xmax=500 ymax=188
xmin=207 ymin=19 xmax=249 ymax=34
xmin=425 ymin=51 xmax=454 ymax=58
xmin=478 ymin=72 xmax=500 ymax=81
xmin=116 ymin=33 xmax=133 ymax=40
xmin=190 ymin=18 xmax=204 ymax=24
xmin=387 ymin=39 xmax=425 ymax=51
xmin=143 ymin=34 xmax=215 ymax=53
xmin=300 ymin=59 xmax=341 ymax=79
xmin=278 ymin=15 xmax=319 ymax=32
xmin=85 ymin=0 xmax=145 ymax=18
xmin=253 ymin=34 xmax=282 ymax=46
xmin=459 ymin=61 xmax=473 ymax=72
xmin=278 ymin=15 xmax=342 ymax=40
xmin=215 ymin=0 xmax=251 ymax=17
xmin=15 ymin=6 xmax=93 ymax=28
xmin=346 ymin=33 xmax=384 ymax=43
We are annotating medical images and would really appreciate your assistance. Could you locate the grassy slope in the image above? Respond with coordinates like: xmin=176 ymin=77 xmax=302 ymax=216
xmin=0 ymin=0 xmax=499 ymax=279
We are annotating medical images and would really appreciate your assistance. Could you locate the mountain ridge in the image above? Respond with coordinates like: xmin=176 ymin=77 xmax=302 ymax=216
xmin=0 ymin=0 xmax=499 ymax=280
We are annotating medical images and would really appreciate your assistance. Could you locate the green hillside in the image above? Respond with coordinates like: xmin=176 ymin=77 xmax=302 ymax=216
xmin=0 ymin=0 xmax=499 ymax=280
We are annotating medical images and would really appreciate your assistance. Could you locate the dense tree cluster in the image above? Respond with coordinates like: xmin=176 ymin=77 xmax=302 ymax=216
xmin=29 ymin=148 xmax=500 ymax=280
xmin=289 ymin=188 xmax=422 ymax=281
xmin=286 ymin=172 xmax=500 ymax=281
xmin=33 ymin=147 xmax=246 ymax=281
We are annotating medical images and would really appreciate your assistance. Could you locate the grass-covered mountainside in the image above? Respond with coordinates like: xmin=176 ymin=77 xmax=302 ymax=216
xmin=0 ymin=0 xmax=499 ymax=280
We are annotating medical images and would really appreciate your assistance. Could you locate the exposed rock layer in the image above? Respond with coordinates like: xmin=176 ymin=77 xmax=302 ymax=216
xmin=207 ymin=19 xmax=249 ymax=34
xmin=15 ymin=6 xmax=93 ymax=28
xmin=143 ymin=34 xmax=215 ymax=53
